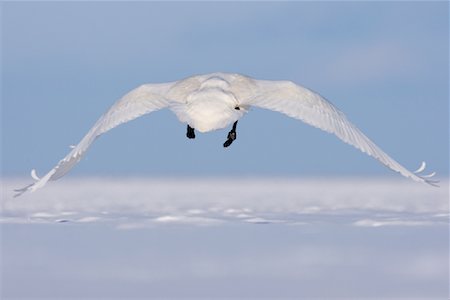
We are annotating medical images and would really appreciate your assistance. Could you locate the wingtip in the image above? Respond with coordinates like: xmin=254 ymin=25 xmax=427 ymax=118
xmin=13 ymin=168 xmax=41 ymax=197
xmin=412 ymin=161 xmax=439 ymax=187
xmin=31 ymin=169 xmax=40 ymax=181
xmin=421 ymin=172 xmax=436 ymax=178
xmin=424 ymin=178 xmax=440 ymax=187
xmin=414 ymin=161 xmax=426 ymax=174
xmin=13 ymin=183 xmax=35 ymax=198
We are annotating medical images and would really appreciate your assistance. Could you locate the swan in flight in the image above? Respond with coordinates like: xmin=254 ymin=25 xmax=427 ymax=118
xmin=15 ymin=72 xmax=437 ymax=196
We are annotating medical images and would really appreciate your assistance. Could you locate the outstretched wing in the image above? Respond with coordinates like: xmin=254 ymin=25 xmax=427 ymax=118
xmin=239 ymin=79 xmax=437 ymax=186
xmin=15 ymin=82 xmax=176 ymax=197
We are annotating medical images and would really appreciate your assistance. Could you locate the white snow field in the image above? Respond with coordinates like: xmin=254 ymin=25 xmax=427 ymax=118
xmin=1 ymin=177 xmax=448 ymax=299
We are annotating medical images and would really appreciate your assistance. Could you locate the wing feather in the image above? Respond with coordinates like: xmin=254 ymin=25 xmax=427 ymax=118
xmin=239 ymin=80 xmax=437 ymax=186
xmin=15 ymin=82 xmax=175 ymax=197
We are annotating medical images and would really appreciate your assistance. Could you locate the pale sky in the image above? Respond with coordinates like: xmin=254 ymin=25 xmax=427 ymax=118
xmin=2 ymin=1 xmax=448 ymax=178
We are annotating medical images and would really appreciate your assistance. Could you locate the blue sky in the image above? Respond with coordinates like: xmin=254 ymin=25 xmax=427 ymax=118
xmin=1 ymin=1 xmax=448 ymax=178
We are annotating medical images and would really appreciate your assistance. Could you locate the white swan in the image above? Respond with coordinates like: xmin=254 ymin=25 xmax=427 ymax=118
xmin=15 ymin=72 xmax=437 ymax=196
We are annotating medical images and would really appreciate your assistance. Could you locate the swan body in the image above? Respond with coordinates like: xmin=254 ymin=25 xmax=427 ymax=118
xmin=15 ymin=72 xmax=437 ymax=196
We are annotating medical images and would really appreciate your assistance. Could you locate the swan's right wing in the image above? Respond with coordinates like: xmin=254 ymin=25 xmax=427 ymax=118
xmin=15 ymin=82 xmax=176 ymax=197
xmin=238 ymin=79 xmax=437 ymax=186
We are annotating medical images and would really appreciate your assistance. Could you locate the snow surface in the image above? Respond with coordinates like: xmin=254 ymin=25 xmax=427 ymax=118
xmin=2 ymin=177 xmax=448 ymax=227
xmin=1 ymin=177 xmax=448 ymax=299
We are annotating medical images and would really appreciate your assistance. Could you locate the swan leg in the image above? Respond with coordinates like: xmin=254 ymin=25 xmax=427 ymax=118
xmin=186 ymin=125 xmax=195 ymax=139
xmin=223 ymin=121 xmax=238 ymax=148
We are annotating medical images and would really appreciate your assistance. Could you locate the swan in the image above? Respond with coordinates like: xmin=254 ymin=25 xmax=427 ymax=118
xmin=15 ymin=72 xmax=437 ymax=196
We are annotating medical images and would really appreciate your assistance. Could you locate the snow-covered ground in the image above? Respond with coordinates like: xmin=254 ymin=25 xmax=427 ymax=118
xmin=1 ymin=177 xmax=448 ymax=299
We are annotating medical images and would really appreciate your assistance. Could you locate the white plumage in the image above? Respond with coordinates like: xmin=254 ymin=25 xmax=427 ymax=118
xmin=15 ymin=72 xmax=437 ymax=196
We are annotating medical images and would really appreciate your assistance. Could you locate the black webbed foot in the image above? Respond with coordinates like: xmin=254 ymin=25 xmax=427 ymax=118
xmin=186 ymin=125 xmax=195 ymax=139
xmin=223 ymin=121 xmax=238 ymax=148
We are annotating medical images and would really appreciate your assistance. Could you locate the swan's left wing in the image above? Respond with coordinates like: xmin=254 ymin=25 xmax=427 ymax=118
xmin=15 ymin=82 xmax=176 ymax=197
xmin=238 ymin=79 xmax=437 ymax=186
